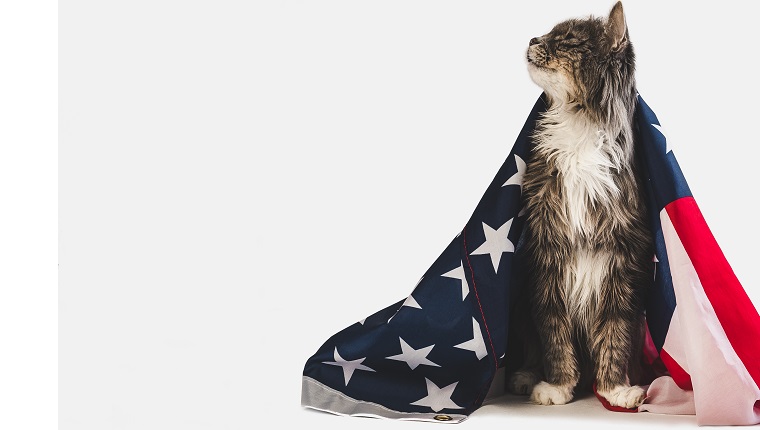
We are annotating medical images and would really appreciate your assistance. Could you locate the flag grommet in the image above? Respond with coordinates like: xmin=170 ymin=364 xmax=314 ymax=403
xmin=433 ymin=415 xmax=452 ymax=421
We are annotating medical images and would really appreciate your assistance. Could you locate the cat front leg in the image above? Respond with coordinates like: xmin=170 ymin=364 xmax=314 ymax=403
xmin=591 ymin=315 xmax=645 ymax=408
xmin=530 ymin=316 xmax=578 ymax=404
xmin=529 ymin=260 xmax=579 ymax=405
xmin=591 ymin=262 xmax=646 ymax=409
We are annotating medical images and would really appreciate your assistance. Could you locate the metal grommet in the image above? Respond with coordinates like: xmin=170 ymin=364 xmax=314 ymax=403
xmin=433 ymin=414 xmax=452 ymax=421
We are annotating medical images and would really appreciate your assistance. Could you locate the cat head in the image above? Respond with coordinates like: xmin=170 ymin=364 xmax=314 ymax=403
xmin=526 ymin=1 xmax=635 ymax=122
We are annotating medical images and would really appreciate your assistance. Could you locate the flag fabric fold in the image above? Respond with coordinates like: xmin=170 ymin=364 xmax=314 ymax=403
xmin=301 ymin=94 xmax=760 ymax=425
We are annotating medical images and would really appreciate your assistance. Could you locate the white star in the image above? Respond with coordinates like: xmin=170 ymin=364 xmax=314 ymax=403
xmin=502 ymin=154 xmax=526 ymax=188
xmin=323 ymin=347 xmax=375 ymax=385
xmin=358 ymin=318 xmax=366 ymax=325
xmin=441 ymin=261 xmax=470 ymax=300
xmin=454 ymin=317 xmax=488 ymax=360
xmin=652 ymin=123 xmax=671 ymax=153
xmin=386 ymin=337 xmax=440 ymax=370
xmin=410 ymin=378 xmax=464 ymax=412
xmin=470 ymin=219 xmax=515 ymax=273
xmin=387 ymin=294 xmax=422 ymax=323
xmin=653 ymin=254 xmax=659 ymax=280
xmin=402 ymin=294 xmax=421 ymax=309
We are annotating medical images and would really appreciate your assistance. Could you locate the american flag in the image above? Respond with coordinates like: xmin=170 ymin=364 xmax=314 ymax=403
xmin=301 ymin=95 xmax=760 ymax=425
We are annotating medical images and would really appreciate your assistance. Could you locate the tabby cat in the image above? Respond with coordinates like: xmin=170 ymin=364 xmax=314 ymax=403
xmin=508 ymin=2 xmax=653 ymax=409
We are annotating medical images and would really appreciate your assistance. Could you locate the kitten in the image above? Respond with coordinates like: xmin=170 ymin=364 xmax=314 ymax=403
xmin=507 ymin=2 xmax=653 ymax=409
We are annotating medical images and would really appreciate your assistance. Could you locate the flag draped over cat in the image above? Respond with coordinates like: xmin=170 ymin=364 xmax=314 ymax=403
xmin=301 ymin=95 xmax=760 ymax=425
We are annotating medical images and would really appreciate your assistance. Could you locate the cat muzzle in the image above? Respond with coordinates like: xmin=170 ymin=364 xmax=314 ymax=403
xmin=526 ymin=45 xmax=548 ymax=66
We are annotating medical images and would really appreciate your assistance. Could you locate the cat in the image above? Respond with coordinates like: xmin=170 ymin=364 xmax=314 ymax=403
xmin=506 ymin=2 xmax=653 ymax=409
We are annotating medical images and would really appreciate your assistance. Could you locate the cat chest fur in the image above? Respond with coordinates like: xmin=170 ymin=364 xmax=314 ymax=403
xmin=533 ymin=108 xmax=627 ymax=238
xmin=531 ymin=107 xmax=629 ymax=323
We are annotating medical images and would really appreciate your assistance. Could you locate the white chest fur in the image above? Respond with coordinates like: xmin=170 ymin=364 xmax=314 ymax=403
xmin=534 ymin=108 xmax=626 ymax=236
xmin=534 ymin=107 xmax=630 ymax=323
xmin=565 ymin=248 xmax=610 ymax=327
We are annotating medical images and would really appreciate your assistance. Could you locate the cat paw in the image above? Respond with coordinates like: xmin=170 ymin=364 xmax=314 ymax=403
xmin=597 ymin=385 xmax=646 ymax=409
xmin=530 ymin=381 xmax=573 ymax=405
xmin=508 ymin=371 xmax=539 ymax=395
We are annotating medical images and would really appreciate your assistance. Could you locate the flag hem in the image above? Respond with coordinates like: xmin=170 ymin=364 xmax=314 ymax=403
xmin=301 ymin=376 xmax=469 ymax=423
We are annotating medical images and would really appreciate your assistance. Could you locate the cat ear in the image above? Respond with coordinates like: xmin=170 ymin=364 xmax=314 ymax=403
xmin=607 ymin=1 xmax=627 ymax=52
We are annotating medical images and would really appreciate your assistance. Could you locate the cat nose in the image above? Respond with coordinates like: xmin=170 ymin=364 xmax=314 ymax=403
xmin=530 ymin=37 xmax=541 ymax=46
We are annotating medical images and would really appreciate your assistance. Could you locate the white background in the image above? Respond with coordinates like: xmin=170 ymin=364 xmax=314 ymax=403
xmin=53 ymin=1 xmax=760 ymax=429
xmin=1 ymin=1 xmax=56 ymax=430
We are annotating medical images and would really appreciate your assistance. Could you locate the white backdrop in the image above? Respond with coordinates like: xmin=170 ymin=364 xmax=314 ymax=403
xmin=60 ymin=1 xmax=759 ymax=429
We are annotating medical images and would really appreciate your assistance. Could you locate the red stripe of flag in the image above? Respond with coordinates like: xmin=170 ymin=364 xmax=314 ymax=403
xmin=659 ymin=348 xmax=693 ymax=390
xmin=665 ymin=197 xmax=760 ymax=389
